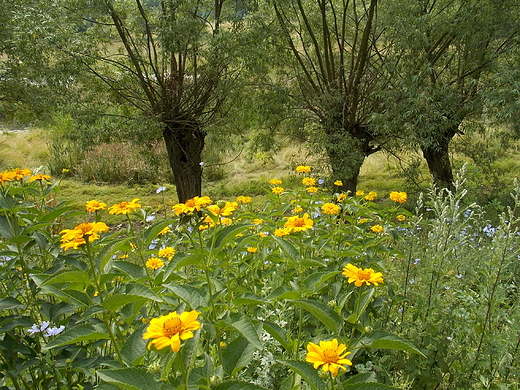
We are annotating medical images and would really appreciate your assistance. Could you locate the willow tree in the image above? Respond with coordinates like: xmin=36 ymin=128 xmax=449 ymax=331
xmin=12 ymin=0 xmax=238 ymax=201
xmin=379 ymin=0 xmax=519 ymax=190
xmin=272 ymin=0 xmax=386 ymax=193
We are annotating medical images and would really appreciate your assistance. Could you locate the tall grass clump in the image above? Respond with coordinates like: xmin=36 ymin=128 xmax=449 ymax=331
xmin=0 ymin=165 xmax=519 ymax=389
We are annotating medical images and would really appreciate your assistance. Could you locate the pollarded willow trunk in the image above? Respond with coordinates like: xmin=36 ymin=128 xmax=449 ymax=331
xmin=421 ymin=126 xmax=458 ymax=192
xmin=163 ymin=121 xmax=206 ymax=203
xmin=324 ymin=126 xmax=374 ymax=195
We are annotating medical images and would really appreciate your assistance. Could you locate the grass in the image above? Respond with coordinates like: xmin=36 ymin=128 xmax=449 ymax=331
xmin=2 ymin=126 xmax=519 ymax=213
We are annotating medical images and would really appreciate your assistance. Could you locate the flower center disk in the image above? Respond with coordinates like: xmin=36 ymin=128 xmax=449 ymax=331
xmin=323 ymin=349 xmax=339 ymax=363
xmin=163 ymin=318 xmax=182 ymax=337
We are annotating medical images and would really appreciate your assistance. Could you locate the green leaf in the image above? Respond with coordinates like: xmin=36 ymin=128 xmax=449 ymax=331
xmin=262 ymin=321 xmax=292 ymax=351
xmin=358 ymin=332 xmax=426 ymax=357
xmin=97 ymin=368 xmax=167 ymax=390
xmin=143 ymin=220 xmax=175 ymax=246
xmin=174 ymin=252 xmax=205 ymax=269
xmin=347 ymin=288 xmax=375 ymax=324
xmin=233 ymin=293 xmax=268 ymax=306
xmin=211 ymin=223 xmax=252 ymax=252
xmin=304 ymin=271 xmax=341 ymax=292
xmin=344 ymin=372 xmax=376 ymax=384
xmin=272 ymin=236 xmax=299 ymax=260
xmin=0 ymin=297 xmax=26 ymax=310
xmin=277 ymin=359 xmax=324 ymax=390
xmin=220 ymin=314 xmax=263 ymax=350
xmin=222 ymin=336 xmax=256 ymax=377
xmin=292 ymin=300 xmax=342 ymax=334
xmin=165 ymin=284 xmax=208 ymax=309
xmin=40 ymin=285 xmax=90 ymax=308
xmin=102 ymin=284 xmax=161 ymax=312
xmin=342 ymin=383 xmax=400 ymax=390
xmin=42 ymin=270 xmax=90 ymax=286
xmin=43 ymin=323 xmax=110 ymax=350
xmin=39 ymin=204 xmax=75 ymax=222
xmin=0 ymin=315 xmax=32 ymax=333
xmin=0 ymin=215 xmax=15 ymax=238
xmin=213 ymin=381 xmax=267 ymax=390
xmin=113 ymin=260 xmax=147 ymax=279
xmin=121 ymin=325 xmax=148 ymax=366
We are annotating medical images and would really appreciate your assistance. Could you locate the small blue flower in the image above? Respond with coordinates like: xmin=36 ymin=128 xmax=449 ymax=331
xmin=156 ymin=186 xmax=167 ymax=194
xmin=146 ymin=214 xmax=156 ymax=222
xmin=45 ymin=325 xmax=65 ymax=336
xmin=318 ymin=179 xmax=324 ymax=185
xmin=28 ymin=321 xmax=50 ymax=335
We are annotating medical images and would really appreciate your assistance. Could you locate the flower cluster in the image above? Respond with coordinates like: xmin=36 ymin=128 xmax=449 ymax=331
xmin=59 ymin=222 xmax=109 ymax=251
xmin=0 ymin=168 xmax=39 ymax=186
xmin=172 ymin=196 xmax=212 ymax=215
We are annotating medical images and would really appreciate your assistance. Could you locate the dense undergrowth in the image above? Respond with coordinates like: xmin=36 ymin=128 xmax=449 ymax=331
xmin=0 ymin=166 xmax=519 ymax=389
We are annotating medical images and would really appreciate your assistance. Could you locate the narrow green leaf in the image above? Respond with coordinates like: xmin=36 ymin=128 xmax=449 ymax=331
xmin=233 ymin=293 xmax=268 ymax=306
xmin=343 ymin=383 xmax=399 ymax=390
xmin=174 ymin=252 xmax=205 ymax=269
xmin=213 ymin=380 xmax=267 ymax=390
xmin=121 ymin=325 xmax=148 ymax=366
xmin=0 ymin=297 xmax=26 ymax=310
xmin=277 ymin=359 xmax=324 ymax=390
xmin=165 ymin=284 xmax=208 ymax=309
xmin=222 ymin=336 xmax=256 ymax=377
xmin=211 ymin=223 xmax=252 ymax=252
xmin=272 ymin=236 xmax=299 ymax=260
xmin=221 ymin=314 xmax=263 ymax=350
xmin=43 ymin=323 xmax=110 ymax=350
xmin=360 ymin=333 xmax=425 ymax=357
xmin=292 ymin=300 xmax=342 ymax=334
xmin=262 ymin=321 xmax=292 ymax=351
xmin=143 ymin=220 xmax=175 ymax=246
xmin=97 ymin=368 xmax=165 ymax=390
xmin=113 ymin=260 xmax=147 ymax=279
xmin=42 ymin=270 xmax=90 ymax=286
xmin=344 ymin=372 xmax=376 ymax=384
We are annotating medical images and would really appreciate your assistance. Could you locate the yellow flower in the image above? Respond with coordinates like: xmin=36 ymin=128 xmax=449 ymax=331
xmin=62 ymin=168 xmax=70 ymax=173
xmin=146 ymin=257 xmax=165 ymax=270
xmin=370 ymin=224 xmax=384 ymax=233
xmin=337 ymin=193 xmax=347 ymax=202
xmin=355 ymin=190 xmax=365 ymax=196
xmin=396 ymin=214 xmax=406 ymax=222
xmin=274 ymin=228 xmax=291 ymax=237
xmin=389 ymin=191 xmax=408 ymax=204
xmin=334 ymin=180 xmax=343 ymax=186
xmin=0 ymin=170 xmax=16 ymax=186
xmin=302 ymin=177 xmax=316 ymax=186
xmin=293 ymin=206 xmax=304 ymax=213
xmin=11 ymin=168 xmax=32 ymax=180
xmin=207 ymin=202 xmax=238 ymax=217
xmin=358 ymin=218 xmax=368 ymax=224
xmin=306 ymin=339 xmax=352 ymax=377
xmin=271 ymin=186 xmax=284 ymax=195
xmin=296 ymin=165 xmax=311 ymax=173
xmin=158 ymin=226 xmax=171 ymax=236
xmin=269 ymin=179 xmax=283 ymax=186
xmin=284 ymin=213 xmax=314 ymax=233
xmin=220 ymin=217 xmax=233 ymax=226
xmin=253 ymin=219 xmax=263 ymax=225
xmin=342 ymin=263 xmax=384 ymax=287
xmin=118 ymin=254 xmax=129 ymax=259
xmin=59 ymin=222 xmax=109 ymax=250
xmin=364 ymin=191 xmax=377 ymax=201
xmin=236 ymin=196 xmax=252 ymax=204
xmin=143 ymin=310 xmax=201 ymax=353
xmin=322 ymin=203 xmax=340 ymax=215
xmin=306 ymin=186 xmax=318 ymax=194
xmin=141 ymin=318 xmax=149 ymax=324
xmin=85 ymin=200 xmax=107 ymax=213
xmin=172 ymin=196 xmax=212 ymax=215
xmin=108 ymin=198 xmax=141 ymax=215
xmin=247 ymin=247 xmax=258 ymax=253
xmin=220 ymin=341 xmax=227 ymax=347
xmin=29 ymin=174 xmax=51 ymax=183
xmin=158 ymin=247 xmax=176 ymax=261
xmin=258 ymin=232 xmax=268 ymax=238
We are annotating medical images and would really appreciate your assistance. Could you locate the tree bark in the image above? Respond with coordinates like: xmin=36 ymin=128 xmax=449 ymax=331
xmin=162 ymin=120 xmax=206 ymax=203
xmin=421 ymin=132 xmax=455 ymax=192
